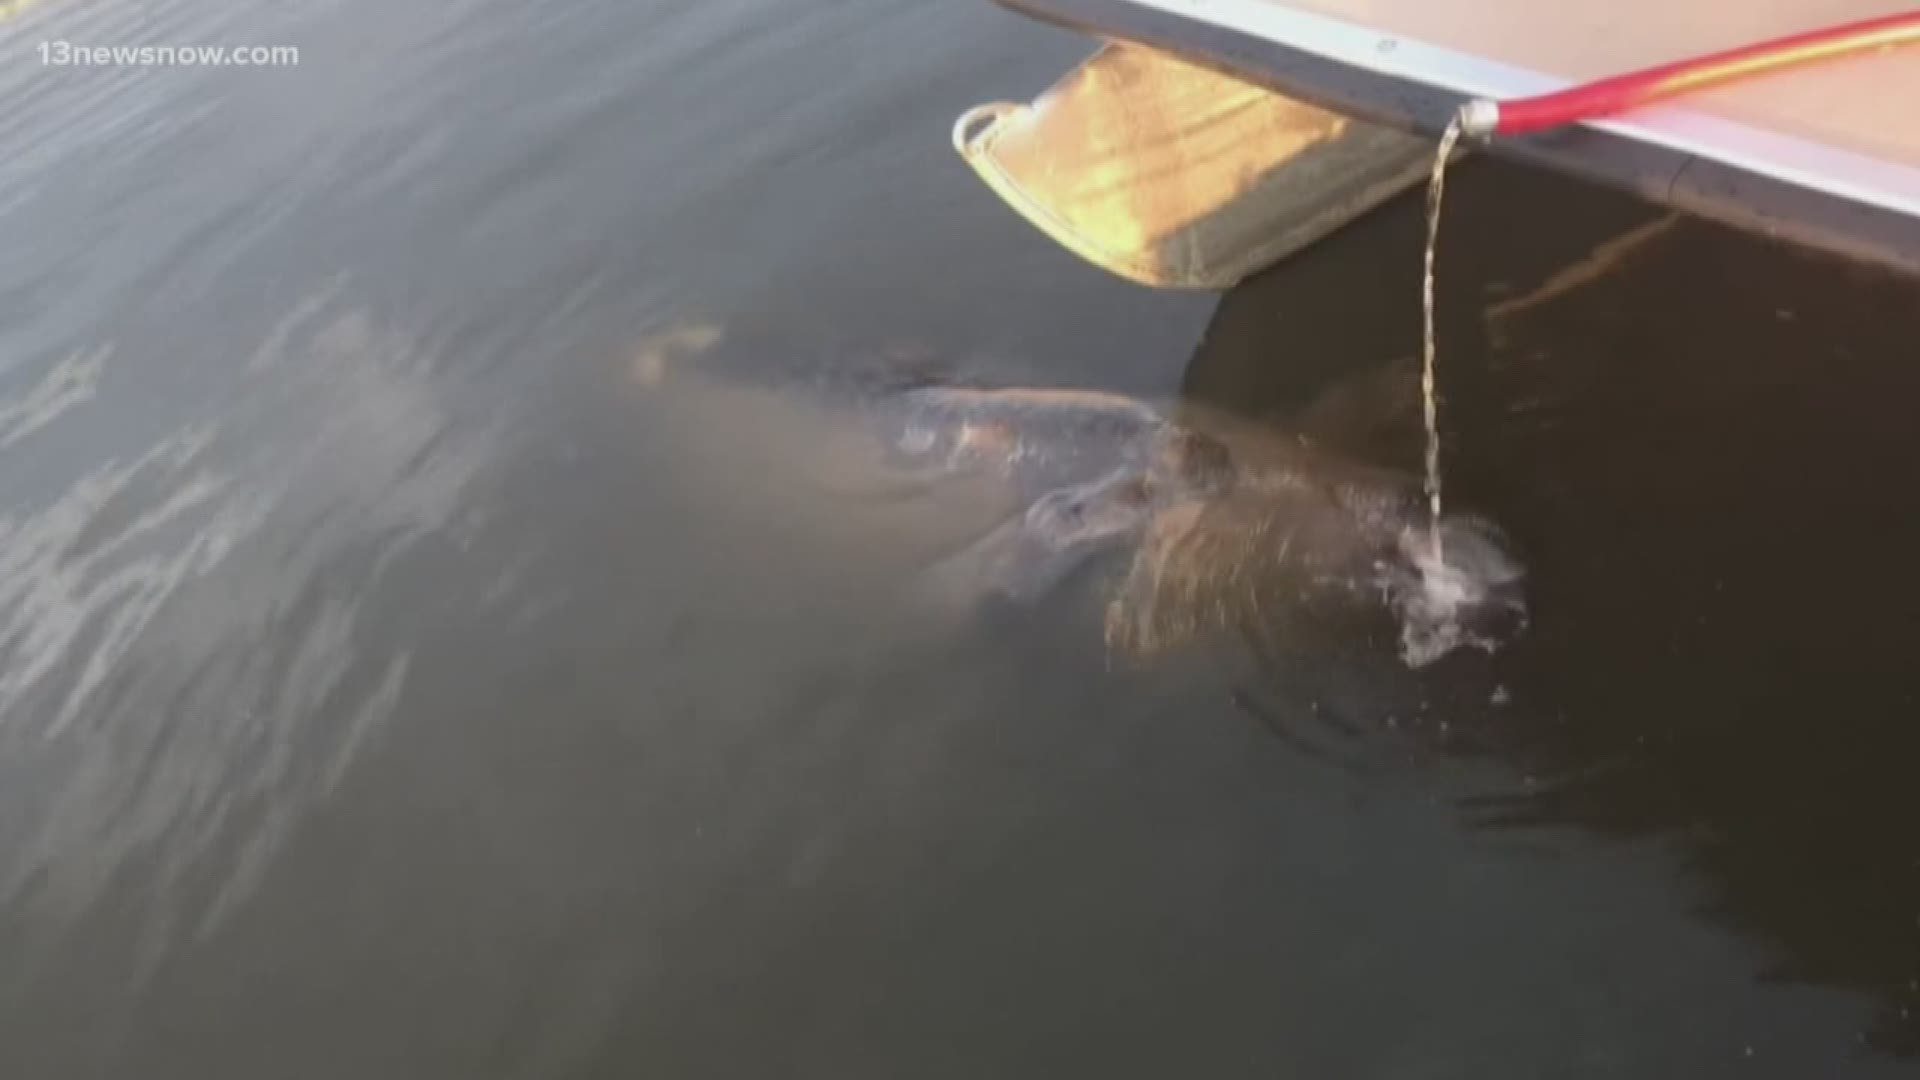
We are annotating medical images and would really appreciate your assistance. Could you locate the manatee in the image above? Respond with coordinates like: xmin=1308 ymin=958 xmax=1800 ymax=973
xmin=902 ymin=391 xmax=1527 ymax=667
xmin=629 ymin=322 xmax=1525 ymax=665
xmin=908 ymin=401 xmax=1236 ymax=605
xmin=1095 ymin=409 xmax=1528 ymax=667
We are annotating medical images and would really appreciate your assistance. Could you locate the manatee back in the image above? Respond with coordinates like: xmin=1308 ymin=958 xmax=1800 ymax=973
xmin=877 ymin=386 xmax=1169 ymax=498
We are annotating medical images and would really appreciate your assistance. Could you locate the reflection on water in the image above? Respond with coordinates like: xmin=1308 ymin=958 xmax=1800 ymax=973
xmin=0 ymin=293 xmax=494 ymax=978
xmin=3 ymin=0 xmax=1920 ymax=1074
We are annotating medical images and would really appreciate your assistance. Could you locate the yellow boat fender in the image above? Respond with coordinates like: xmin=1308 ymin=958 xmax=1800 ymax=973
xmin=951 ymin=44 xmax=1432 ymax=290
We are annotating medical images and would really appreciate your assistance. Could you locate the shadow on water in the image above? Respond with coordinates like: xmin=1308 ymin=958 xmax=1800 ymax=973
xmin=1187 ymin=154 xmax=1920 ymax=1056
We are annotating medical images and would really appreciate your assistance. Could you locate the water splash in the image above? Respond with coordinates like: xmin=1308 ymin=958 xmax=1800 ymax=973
xmin=1387 ymin=514 xmax=1527 ymax=668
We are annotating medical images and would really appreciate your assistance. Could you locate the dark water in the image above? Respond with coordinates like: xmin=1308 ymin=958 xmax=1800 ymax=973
xmin=4 ymin=0 xmax=1920 ymax=1075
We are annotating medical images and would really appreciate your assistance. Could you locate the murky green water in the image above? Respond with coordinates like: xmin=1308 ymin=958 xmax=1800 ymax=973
xmin=3 ymin=0 xmax=1920 ymax=1075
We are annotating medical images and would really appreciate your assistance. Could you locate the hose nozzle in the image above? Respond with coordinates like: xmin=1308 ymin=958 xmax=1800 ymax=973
xmin=1457 ymin=99 xmax=1500 ymax=139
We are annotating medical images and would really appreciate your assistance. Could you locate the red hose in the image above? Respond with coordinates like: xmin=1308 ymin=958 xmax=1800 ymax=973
xmin=1460 ymin=9 xmax=1920 ymax=137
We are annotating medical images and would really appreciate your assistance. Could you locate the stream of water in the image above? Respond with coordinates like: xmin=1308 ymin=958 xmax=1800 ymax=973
xmin=1421 ymin=114 xmax=1465 ymax=562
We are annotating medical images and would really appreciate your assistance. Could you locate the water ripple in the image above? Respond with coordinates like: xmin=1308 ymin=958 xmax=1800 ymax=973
xmin=0 ymin=292 xmax=499 ymax=965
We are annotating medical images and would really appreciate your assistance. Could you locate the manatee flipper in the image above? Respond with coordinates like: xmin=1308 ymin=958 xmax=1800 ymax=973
xmin=913 ymin=467 xmax=1156 ymax=609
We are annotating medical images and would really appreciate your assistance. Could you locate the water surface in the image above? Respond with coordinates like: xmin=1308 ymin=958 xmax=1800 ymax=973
xmin=3 ymin=0 xmax=1920 ymax=1076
